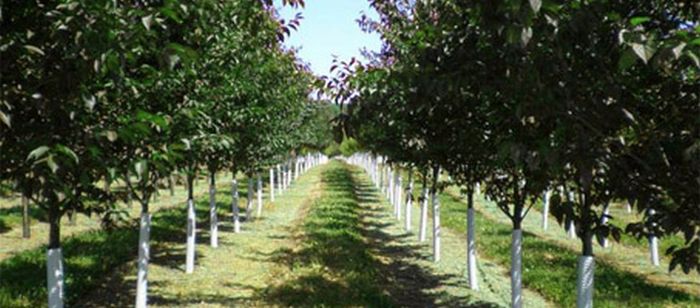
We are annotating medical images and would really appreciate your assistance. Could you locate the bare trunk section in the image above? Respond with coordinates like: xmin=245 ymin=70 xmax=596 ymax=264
xmin=22 ymin=193 xmax=31 ymax=238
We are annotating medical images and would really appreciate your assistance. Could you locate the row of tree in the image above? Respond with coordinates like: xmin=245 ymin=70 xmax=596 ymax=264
xmin=333 ymin=1 xmax=698 ymax=308
xmin=1 ymin=0 xmax=333 ymax=307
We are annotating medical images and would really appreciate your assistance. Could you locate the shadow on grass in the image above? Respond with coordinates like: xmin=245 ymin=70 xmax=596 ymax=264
xmin=0 ymin=195 xmax=222 ymax=307
xmin=0 ymin=205 xmax=47 ymax=234
xmin=439 ymin=192 xmax=699 ymax=307
xmin=257 ymin=162 xmax=497 ymax=307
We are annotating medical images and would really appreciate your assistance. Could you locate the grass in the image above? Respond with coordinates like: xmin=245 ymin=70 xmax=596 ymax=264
xmin=76 ymin=161 xmax=325 ymax=307
xmin=0 ymin=173 xmax=251 ymax=308
xmin=260 ymin=161 xmax=393 ymax=306
xmin=437 ymin=192 xmax=699 ymax=308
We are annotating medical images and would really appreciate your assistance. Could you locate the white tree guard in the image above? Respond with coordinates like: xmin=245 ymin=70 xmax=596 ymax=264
xmin=287 ymin=163 xmax=292 ymax=187
xmin=419 ymin=187 xmax=429 ymax=242
xmin=432 ymin=190 xmax=441 ymax=262
xmin=649 ymin=235 xmax=660 ymax=266
xmin=186 ymin=199 xmax=196 ymax=274
xmin=568 ymin=191 xmax=576 ymax=238
xmin=269 ymin=168 xmax=275 ymax=202
xmin=47 ymin=247 xmax=64 ymax=308
xmin=246 ymin=178 xmax=254 ymax=219
xmin=467 ymin=208 xmax=479 ymax=290
xmin=542 ymin=190 xmax=551 ymax=231
xmin=380 ymin=166 xmax=386 ymax=194
xmin=405 ymin=175 xmax=413 ymax=232
xmin=135 ymin=213 xmax=151 ymax=308
xmin=568 ymin=221 xmax=576 ymax=239
xmin=511 ymin=229 xmax=523 ymax=308
xmin=396 ymin=175 xmax=403 ymax=220
xmin=649 ymin=208 xmax=660 ymax=266
xmin=209 ymin=182 xmax=218 ymax=248
xmin=231 ymin=179 xmax=240 ymax=233
xmin=256 ymin=174 xmax=263 ymax=217
xmin=388 ymin=168 xmax=394 ymax=205
xmin=276 ymin=165 xmax=282 ymax=194
xmin=576 ymin=255 xmax=595 ymax=308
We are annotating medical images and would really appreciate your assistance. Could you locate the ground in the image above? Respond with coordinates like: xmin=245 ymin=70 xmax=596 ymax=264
xmin=1 ymin=160 xmax=698 ymax=307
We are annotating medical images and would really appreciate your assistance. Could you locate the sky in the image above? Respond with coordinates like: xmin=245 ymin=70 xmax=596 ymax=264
xmin=276 ymin=0 xmax=382 ymax=77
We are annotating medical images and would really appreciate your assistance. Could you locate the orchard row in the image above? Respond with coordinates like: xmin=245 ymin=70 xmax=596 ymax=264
xmin=334 ymin=2 xmax=699 ymax=308
xmin=1 ymin=1 xmax=329 ymax=308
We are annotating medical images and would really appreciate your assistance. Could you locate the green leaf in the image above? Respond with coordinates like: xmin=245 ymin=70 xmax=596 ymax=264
xmin=631 ymin=43 xmax=654 ymax=64
xmin=689 ymin=38 xmax=700 ymax=46
xmin=55 ymin=145 xmax=79 ymax=163
xmin=160 ymin=7 xmax=183 ymax=23
xmin=105 ymin=130 xmax=118 ymax=142
xmin=529 ymin=0 xmax=541 ymax=14
xmin=24 ymin=45 xmax=45 ymax=56
xmin=134 ymin=160 xmax=148 ymax=177
xmin=27 ymin=146 xmax=50 ymax=161
xmin=618 ymin=48 xmax=638 ymax=71
xmin=46 ymin=155 xmax=58 ymax=173
xmin=83 ymin=94 xmax=96 ymax=111
xmin=0 ymin=111 xmax=10 ymax=127
xmin=141 ymin=15 xmax=153 ymax=31
xmin=629 ymin=16 xmax=651 ymax=26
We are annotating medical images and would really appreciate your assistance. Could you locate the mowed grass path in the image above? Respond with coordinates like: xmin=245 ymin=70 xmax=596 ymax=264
xmin=79 ymin=164 xmax=325 ymax=307
xmin=261 ymin=161 xmax=547 ymax=307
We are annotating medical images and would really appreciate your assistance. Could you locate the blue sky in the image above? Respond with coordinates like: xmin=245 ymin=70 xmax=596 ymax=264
xmin=276 ymin=1 xmax=382 ymax=76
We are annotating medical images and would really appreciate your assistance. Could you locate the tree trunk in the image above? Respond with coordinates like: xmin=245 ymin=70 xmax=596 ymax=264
xmin=419 ymin=176 xmax=429 ymax=242
xmin=47 ymin=202 xmax=64 ymax=308
xmin=600 ymin=202 xmax=610 ymax=248
xmin=186 ymin=173 xmax=196 ymax=274
xmin=404 ymin=171 xmax=413 ymax=232
xmin=396 ymin=173 xmax=402 ymax=220
xmin=126 ymin=170 xmax=133 ymax=209
xmin=648 ymin=208 xmax=660 ymax=266
xmin=269 ymin=168 xmax=275 ymax=202
xmin=209 ymin=172 xmax=218 ymax=248
xmin=577 ymin=219 xmax=595 ymax=308
xmin=511 ymin=229 xmax=523 ymax=308
xmin=246 ymin=176 xmax=254 ymax=219
xmin=467 ymin=189 xmax=478 ymax=290
xmin=567 ymin=191 xmax=576 ymax=239
xmin=22 ymin=193 xmax=30 ymax=238
xmin=388 ymin=167 xmax=394 ymax=205
xmin=169 ymin=175 xmax=175 ymax=196
xmin=256 ymin=173 xmax=263 ymax=217
xmin=542 ymin=190 xmax=550 ymax=231
xmin=431 ymin=166 xmax=441 ymax=262
xmin=135 ymin=209 xmax=151 ymax=308
xmin=231 ymin=173 xmax=240 ymax=233
xmin=276 ymin=165 xmax=282 ymax=195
